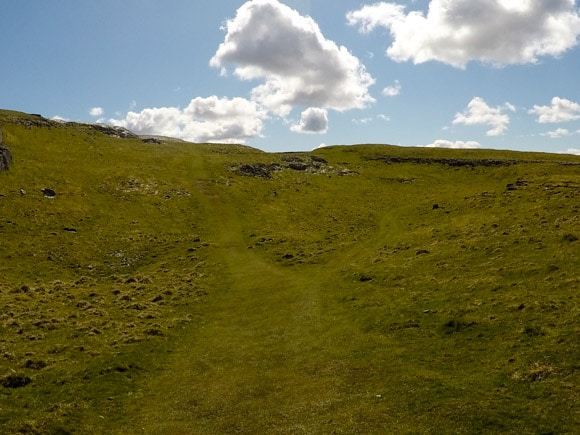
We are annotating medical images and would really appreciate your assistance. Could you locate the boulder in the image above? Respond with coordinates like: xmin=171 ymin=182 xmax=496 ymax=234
xmin=0 ymin=146 xmax=12 ymax=171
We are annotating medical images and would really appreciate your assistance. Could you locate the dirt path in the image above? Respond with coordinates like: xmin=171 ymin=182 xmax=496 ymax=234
xmin=123 ymin=175 xmax=345 ymax=434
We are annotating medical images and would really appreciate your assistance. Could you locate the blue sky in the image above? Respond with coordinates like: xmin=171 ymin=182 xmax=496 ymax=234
xmin=1 ymin=0 xmax=580 ymax=154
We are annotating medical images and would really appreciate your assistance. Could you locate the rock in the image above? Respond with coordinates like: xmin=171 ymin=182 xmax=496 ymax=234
xmin=237 ymin=163 xmax=280 ymax=179
xmin=282 ymin=156 xmax=304 ymax=163
xmin=87 ymin=123 xmax=138 ymax=139
xmin=0 ymin=127 xmax=12 ymax=172
xmin=287 ymin=162 xmax=309 ymax=171
xmin=0 ymin=146 xmax=11 ymax=171
xmin=142 ymin=137 xmax=161 ymax=144
xmin=42 ymin=188 xmax=56 ymax=198
xmin=310 ymin=155 xmax=328 ymax=165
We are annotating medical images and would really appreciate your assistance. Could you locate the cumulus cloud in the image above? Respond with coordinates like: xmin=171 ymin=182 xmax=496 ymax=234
xmin=90 ymin=107 xmax=104 ymax=117
xmin=529 ymin=97 xmax=580 ymax=123
xmin=453 ymin=97 xmax=515 ymax=136
xmin=211 ymin=0 xmax=375 ymax=116
xmin=424 ymin=139 xmax=481 ymax=149
xmin=382 ymin=80 xmax=402 ymax=97
xmin=291 ymin=107 xmax=328 ymax=134
xmin=347 ymin=0 xmax=580 ymax=68
xmin=110 ymin=96 xmax=265 ymax=144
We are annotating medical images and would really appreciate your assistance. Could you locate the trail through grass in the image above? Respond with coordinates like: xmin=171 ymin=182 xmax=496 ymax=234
xmin=123 ymin=171 xmax=340 ymax=433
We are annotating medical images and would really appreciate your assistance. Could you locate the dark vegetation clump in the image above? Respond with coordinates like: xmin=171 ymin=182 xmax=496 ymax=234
xmin=1 ymin=374 xmax=31 ymax=388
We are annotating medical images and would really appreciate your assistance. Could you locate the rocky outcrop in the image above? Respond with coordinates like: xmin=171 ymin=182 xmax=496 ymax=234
xmin=368 ymin=155 xmax=580 ymax=167
xmin=0 ymin=146 xmax=11 ymax=171
xmin=233 ymin=154 xmax=356 ymax=179
xmin=0 ymin=127 xmax=12 ymax=171
xmin=237 ymin=163 xmax=282 ymax=179
xmin=1 ymin=112 xmax=138 ymax=139
xmin=369 ymin=155 xmax=523 ymax=167
xmin=86 ymin=123 xmax=137 ymax=139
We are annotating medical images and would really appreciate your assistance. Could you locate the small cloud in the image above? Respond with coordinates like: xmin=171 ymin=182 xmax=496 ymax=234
xmin=424 ymin=139 xmax=481 ymax=149
xmin=382 ymin=80 xmax=401 ymax=97
xmin=291 ymin=107 xmax=328 ymax=134
xmin=529 ymin=97 xmax=580 ymax=123
xmin=352 ymin=117 xmax=373 ymax=125
xmin=542 ymin=128 xmax=572 ymax=139
xmin=565 ymin=148 xmax=580 ymax=155
xmin=353 ymin=114 xmax=390 ymax=125
xmin=89 ymin=107 xmax=104 ymax=117
xmin=51 ymin=115 xmax=68 ymax=122
xmin=315 ymin=142 xmax=329 ymax=149
xmin=453 ymin=97 xmax=513 ymax=136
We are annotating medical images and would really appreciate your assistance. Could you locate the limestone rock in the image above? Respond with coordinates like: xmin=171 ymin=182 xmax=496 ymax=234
xmin=0 ymin=147 xmax=10 ymax=171
xmin=0 ymin=128 xmax=11 ymax=170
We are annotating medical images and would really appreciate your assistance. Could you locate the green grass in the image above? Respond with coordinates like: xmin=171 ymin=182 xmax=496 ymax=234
xmin=0 ymin=110 xmax=579 ymax=433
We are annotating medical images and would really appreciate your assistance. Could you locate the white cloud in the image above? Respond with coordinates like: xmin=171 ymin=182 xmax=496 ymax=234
xmin=352 ymin=117 xmax=373 ymax=125
xmin=90 ymin=107 xmax=104 ymax=117
xmin=529 ymin=97 xmax=580 ymax=123
xmin=424 ymin=139 xmax=481 ymax=149
xmin=353 ymin=114 xmax=391 ymax=125
xmin=291 ymin=107 xmax=328 ymax=134
xmin=453 ymin=97 xmax=514 ymax=136
xmin=543 ymin=128 xmax=572 ymax=138
xmin=110 ymin=96 xmax=265 ymax=144
xmin=347 ymin=0 xmax=580 ymax=68
xmin=565 ymin=148 xmax=580 ymax=155
xmin=382 ymin=80 xmax=401 ymax=97
xmin=210 ymin=0 xmax=375 ymax=116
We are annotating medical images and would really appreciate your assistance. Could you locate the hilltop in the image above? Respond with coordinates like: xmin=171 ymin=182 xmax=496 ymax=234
xmin=0 ymin=109 xmax=578 ymax=434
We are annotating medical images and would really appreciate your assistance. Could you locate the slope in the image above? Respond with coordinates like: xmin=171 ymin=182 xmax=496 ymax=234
xmin=0 ymin=111 xmax=579 ymax=434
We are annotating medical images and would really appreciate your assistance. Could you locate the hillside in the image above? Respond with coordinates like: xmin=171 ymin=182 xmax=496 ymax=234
xmin=0 ymin=109 xmax=579 ymax=434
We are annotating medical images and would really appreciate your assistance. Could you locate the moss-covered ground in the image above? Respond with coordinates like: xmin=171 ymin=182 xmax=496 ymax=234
xmin=0 ymin=110 xmax=578 ymax=433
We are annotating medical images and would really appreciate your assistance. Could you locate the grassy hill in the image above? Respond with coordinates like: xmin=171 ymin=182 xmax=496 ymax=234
xmin=0 ymin=109 xmax=578 ymax=434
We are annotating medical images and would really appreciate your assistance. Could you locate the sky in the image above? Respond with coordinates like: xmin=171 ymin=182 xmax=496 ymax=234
xmin=1 ymin=0 xmax=580 ymax=154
